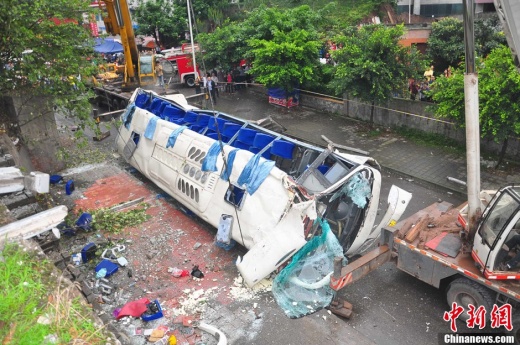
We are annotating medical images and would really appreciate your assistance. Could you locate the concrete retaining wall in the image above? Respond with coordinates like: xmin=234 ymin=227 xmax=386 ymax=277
xmin=0 ymin=94 xmax=65 ymax=173
xmin=297 ymin=90 xmax=520 ymax=160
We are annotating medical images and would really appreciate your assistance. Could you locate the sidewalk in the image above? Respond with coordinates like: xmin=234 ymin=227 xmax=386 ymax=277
xmin=180 ymin=86 xmax=520 ymax=197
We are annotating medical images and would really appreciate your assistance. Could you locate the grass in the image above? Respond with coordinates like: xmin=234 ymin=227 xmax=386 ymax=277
xmin=0 ymin=242 xmax=111 ymax=345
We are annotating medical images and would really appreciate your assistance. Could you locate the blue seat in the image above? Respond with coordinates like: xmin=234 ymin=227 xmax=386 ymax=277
xmin=207 ymin=117 xmax=226 ymax=133
xmin=271 ymin=140 xmax=295 ymax=159
xmin=236 ymin=128 xmax=257 ymax=146
xmin=223 ymin=123 xmax=242 ymax=139
xmin=233 ymin=141 xmax=251 ymax=150
xmin=162 ymin=105 xmax=185 ymax=122
xmin=183 ymin=111 xmax=199 ymax=125
xmin=317 ymin=165 xmax=330 ymax=174
xmin=250 ymin=146 xmax=271 ymax=159
xmin=148 ymin=98 xmax=162 ymax=113
xmin=135 ymin=93 xmax=151 ymax=109
xmin=252 ymin=133 xmax=275 ymax=149
xmin=154 ymin=101 xmax=168 ymax=115
xmin=206 ymin=132 xmax=220 ymax=140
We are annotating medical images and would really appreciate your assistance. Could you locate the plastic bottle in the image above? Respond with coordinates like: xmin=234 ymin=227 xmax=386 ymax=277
xmin=96 ymin=268 xmax=107 ymax=279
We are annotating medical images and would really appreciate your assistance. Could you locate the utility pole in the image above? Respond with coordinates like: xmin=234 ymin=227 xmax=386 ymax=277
xmin=462 ymin=0 xmax=481 ymax=236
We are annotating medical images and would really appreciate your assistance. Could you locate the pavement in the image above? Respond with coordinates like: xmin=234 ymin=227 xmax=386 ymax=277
xmin=176 ymin=84 xmax=520 ymax=197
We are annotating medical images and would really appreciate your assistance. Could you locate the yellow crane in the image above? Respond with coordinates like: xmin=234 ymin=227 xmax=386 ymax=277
xmin=98 ymin=0 xmax=156 ymax=90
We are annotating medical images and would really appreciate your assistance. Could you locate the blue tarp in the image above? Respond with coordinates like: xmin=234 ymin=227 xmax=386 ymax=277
xmin=202 ymin=142 xmax=223 ymax=172
xmin=166 ymin=126 xmax=187 ymax=148
xmin=237 ymin=154 xmax=275 ymax=195
xmin=220 ymin=149 xmax=239 ymax=181
xmin=122 ymin=104 xmax=136 ymax=129
xmin=144 ymin=116 xmax=159 ymax=139
xmin=94 ymin=38 xmax=124 ymax=54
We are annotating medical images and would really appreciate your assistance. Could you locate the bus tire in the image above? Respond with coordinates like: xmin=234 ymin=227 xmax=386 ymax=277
xmin=446 ymin=277 xmax=495 ymax=322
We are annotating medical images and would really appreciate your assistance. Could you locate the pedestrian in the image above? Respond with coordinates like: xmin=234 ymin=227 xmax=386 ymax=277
xmin=194 ymin=76 xmax=201 ymax=94
xmin=207 ymin=75 xmax=216 ymax=105
xmin=155 ymin=60 xmax=164 ymax=87
xmin=226 ymin=72 xmax=234 ymax=94
xmin=211 ymin=73 xmax=219 ymax=98
xmin=217 ymin=69 xmax=225 ymax=93
xmin=409 ymin=79 xmax=418 ymax=101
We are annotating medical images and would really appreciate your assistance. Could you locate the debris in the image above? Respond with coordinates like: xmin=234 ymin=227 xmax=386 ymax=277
xmin=116 ymin=297 xmax=150 ymax=319
xmin=170 ymin=267 xmax=190 ymax=278
xmin=72 ymin=253 xmax=81 ymax=266
xmin=191 ymin=265 xmax=204 ymax=278
xmin=193 ymin=242 xmax=202 ymax=250
xmin=142 ymin=300 xmax=164 ymax=321
xmin=81 ymin=242 xmax=97 ymax=263
xmin=112 ymin=308 xmax=122 ymax=318
xmin=95 ymin=259 xmax=119 ymax=277
xmin=96 ymin=268 xmax=107 ymax=279
xmin=197 ymin=323 xmax=228 ymax=345
xmin=65 ymin=180 xmax=75 ymax=195
xmin=117 ymin=257 xmax=128 ymax=266
xmin=149 ymin=328 xmax=166 ymax=342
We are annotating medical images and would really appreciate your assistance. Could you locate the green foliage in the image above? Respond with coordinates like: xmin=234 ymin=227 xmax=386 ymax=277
xmin=475 ymin=14 xmax=507 ymax=58
xmin=0 ymin=0 xmax=97 ymax=127
xmin=427 ymin=15 xmax=508 ymax=72
xmin=0 ymin=242 xmax=110 ymax=344
xmin=428 ymin=64 xmax=465 ymax=124
xmin=89 ymin=203 xmax=151 ymax=233
xmin=249 ymin=29 xmax=321 ymax=91
xmin=134 ymin=0 xmax=187 ymax=47
xmin=430 ymin=45 xmax=520 ymax=145
xmin=330 ymin=24 xmax=427 ymax=101
xmin=426 ymin=17 xmax=465 ymax=70
xmin=478 ymin=45 xmax=520 ymax=143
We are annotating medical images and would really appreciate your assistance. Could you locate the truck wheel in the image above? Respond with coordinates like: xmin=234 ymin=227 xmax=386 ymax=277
xmin=446 ymin=277 xmax=494 ymax=322
xmin=185 ymin=76 xmax=195 ymax=87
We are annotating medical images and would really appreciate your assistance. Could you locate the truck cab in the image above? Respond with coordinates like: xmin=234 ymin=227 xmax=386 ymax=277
xmin=470 ymin=185 xmax=520 ymax=279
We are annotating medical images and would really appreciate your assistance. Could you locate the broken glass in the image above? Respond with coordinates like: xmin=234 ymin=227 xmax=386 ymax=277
xmin=272 ymin=219 xmax=346 ymax=319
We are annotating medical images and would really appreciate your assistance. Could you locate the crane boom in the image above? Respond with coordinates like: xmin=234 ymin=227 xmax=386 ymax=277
xmin=494 ymin=0 xmax=520 ymax=70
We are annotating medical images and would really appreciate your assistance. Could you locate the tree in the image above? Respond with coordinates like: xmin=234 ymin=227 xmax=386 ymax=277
xmin=0 ymin=0 xmax=96 ymax=140
xmin=197 ymin=5 xmax=327 ymax=71
xmin=330 ymin=24 xmax=427 ymax=124
xmin=427 ymin=15 xmax=507 ymax=73
xmin=249 ymin=29 xmax=321 ymax=96
xmin=134 ymin=0 xmax=187 ymax=48
xmin=430 ymin=45 xmax=520 ymax=168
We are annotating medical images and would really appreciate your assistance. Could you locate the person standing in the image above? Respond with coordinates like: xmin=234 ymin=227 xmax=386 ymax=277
xmin=207 ymin=75 xmax=216 ymax=105
xmin=217 ymin=69 xmax=225 ymax=93
xmin=194 ymin=76 xmax=201 ymax=94
xmin=226 ymin=72 xmax=234 ymax=94
xmin=424 ymin=65 xmax=434 ymax=82
xmin=211 ymin=73 xmax=219 ymax=98
xmin=155 ymin=60 xmax=164 ymax=87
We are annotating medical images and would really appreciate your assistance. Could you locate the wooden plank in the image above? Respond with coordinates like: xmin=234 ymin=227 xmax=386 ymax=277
xmin=405 ymin=216 xmax=432 ymax=243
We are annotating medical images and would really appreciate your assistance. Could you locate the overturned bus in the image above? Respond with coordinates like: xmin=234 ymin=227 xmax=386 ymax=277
xmin=115 ymin=88 xmax=411 ymax=287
